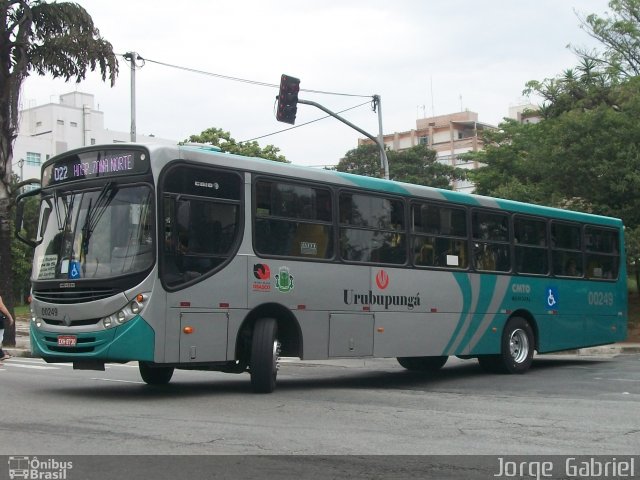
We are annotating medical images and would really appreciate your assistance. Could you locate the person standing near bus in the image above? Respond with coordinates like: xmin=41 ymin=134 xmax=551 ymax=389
xmin=0 ymin=294 xmax=14 ymax=363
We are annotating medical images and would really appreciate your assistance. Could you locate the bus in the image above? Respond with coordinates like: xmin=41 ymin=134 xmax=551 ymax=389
xmin=15 ymin=143 xmax=627 ymax=393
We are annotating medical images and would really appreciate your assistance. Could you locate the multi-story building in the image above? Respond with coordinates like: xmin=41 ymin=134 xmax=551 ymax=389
xmin=12 ymin=91 xmax=175 ymax=182
xmin=359 ymin=110 xmax=496 ymax=193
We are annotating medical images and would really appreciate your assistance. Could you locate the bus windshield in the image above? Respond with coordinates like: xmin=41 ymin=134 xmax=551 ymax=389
xmin=32 ymin=184 xmax=154 ymax=281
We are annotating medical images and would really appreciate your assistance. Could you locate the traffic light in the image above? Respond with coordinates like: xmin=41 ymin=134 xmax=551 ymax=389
xmin=276 ymin=74 xmax=300 ymax=124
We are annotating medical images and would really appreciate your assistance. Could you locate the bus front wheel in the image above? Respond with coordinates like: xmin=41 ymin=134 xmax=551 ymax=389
xmin=250 ymin=318 xmax=280 ymax=393
xmin=397 ymin=356 xmax=448 ymax=372
xmin=478 ymin=317 xmax=534 ymax=374
xmin=139 ymin=362 xmax=174 ymax=385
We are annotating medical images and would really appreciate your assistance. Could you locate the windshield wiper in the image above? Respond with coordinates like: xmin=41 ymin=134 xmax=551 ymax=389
xmin=81 ymin=182 xmax=117 ymax=256
xmin=53 ymin=190 xmax=69 ymax=231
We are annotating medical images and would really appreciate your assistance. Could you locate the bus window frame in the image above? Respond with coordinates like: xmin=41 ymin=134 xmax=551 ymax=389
xmin=550 ymin=220 xmax=585 ymax=279
xmin=158 ymin=160 xmax=244 ymax=292
xmin=410 ymin=199 xmax=470 ymax=271
xmin=471 ymin=208 xmax=513 ymax=273
xmin=512 ymin=214 xmax=551 ymax=277
xmin=252 ymin=175 xmax=337 ymax=262
xmin=337 ymin=188 xmax=408 ymax=266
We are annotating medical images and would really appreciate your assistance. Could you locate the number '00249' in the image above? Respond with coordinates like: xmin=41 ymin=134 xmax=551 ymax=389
xmin=588 ymin=291 xmax=614 ymax=306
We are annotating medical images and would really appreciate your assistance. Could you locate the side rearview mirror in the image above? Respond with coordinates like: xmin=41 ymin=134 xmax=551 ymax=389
xmin=15 ymin=182 xmax=42 ymax=248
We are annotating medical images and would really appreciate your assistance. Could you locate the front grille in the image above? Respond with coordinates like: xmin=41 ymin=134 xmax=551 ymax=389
xmin=33 ymin=287 xmax=121 ymax=304
xmin=43 ymin=318 xmax=102 ymax=327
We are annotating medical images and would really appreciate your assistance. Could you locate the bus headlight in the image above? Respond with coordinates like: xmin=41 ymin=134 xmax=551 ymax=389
xmin=102 ymin=292 xmax=149 ymax=329
xmin=116 ymin=311 xmax=127 ymax=324
xmin=130 ymin=300 xmax=141 ymax=315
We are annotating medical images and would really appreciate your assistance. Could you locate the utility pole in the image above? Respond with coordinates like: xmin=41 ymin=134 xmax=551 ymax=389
xmin=373 ymin=95 xmax=389 ymax=180
xmin=123 ymin=52 xmax=139 ymax=142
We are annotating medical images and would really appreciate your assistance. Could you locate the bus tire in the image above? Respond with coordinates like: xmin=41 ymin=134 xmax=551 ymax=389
xmin=478 ymin=317 xmax=534 ymax=374
xmin=501 ymin=317 xmax=534 ymax=373
xmin=139 ymin=362 xmax=174 ymax=385
xmin=250 ymin=318 xmax=280 ymax=393
xmin=397 ymin=356 xmax=448 ymax=372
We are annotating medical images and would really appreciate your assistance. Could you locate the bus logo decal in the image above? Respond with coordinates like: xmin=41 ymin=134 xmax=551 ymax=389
xmin=275 ymin=267 xmax=294 ymax=293
xmin=252 ymin=264 xmax=271 ymax=292
xmin=253 ymin=264 xmax=270 ymax=280
xmin=375 ymin=270 xmax=389 ymax=290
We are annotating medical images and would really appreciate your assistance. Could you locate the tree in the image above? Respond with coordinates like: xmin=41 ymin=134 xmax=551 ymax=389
xmin=572 ymin=0 xmax=640 ymax=78
xmin=471 ymin=76 xmax=640 ymax=229
xmin=335 ymin=143 xmax=467 ymax=189
xmin=1 ymin=1 xmax=117 ymax=345
xmin=186 ymin=127 xmax=288 ymax=163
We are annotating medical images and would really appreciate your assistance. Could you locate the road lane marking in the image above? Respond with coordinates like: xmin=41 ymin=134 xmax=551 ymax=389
xmin=90 ymin=377 xmax=145 ymax=384
xmin=4 ymin=363 xmax=59 ymax=370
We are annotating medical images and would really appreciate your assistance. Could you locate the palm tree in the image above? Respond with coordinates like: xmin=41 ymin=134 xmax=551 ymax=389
xmin=0 ymin=0 xmax=118 ymax=345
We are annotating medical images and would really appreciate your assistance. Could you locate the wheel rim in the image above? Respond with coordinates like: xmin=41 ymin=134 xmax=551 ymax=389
xmin=272 ymin=340 xmax=281 ymax=374
xmin=509 ymin=328 xmax=529 ymax=364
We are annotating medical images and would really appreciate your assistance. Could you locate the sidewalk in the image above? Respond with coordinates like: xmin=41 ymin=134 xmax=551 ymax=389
xmin=5 ymin=320 xmax=640 ymax=359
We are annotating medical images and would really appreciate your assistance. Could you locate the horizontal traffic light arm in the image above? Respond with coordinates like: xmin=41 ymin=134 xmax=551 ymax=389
xmin=297 ymin=98 xmax=389 ymax=175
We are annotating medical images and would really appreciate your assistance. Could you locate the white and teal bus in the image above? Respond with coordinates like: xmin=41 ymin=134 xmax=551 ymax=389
xmin=16 ymin=143 xmax=627 ymax=392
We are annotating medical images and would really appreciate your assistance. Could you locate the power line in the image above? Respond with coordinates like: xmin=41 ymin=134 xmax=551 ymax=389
xmin=240 ymin=100 xmax=372 ymax=143
xmin=139 ymin=56 xmax=372 ymax=99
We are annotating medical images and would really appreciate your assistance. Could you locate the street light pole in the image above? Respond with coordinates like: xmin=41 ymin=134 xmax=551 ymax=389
xmin=123 ymin=52 xmax=138 ymax=142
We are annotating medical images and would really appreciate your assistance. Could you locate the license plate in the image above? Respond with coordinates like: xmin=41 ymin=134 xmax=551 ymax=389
xmin=57 ymin=335 xmax=77 ymax=347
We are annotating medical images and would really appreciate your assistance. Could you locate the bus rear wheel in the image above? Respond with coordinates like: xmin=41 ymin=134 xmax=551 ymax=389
xmin=250 ymin=318 xmax=280 ymax=393
xmin=478 ymin=317 xmax=534 ymax=374
xmin=139 ymin=362 xmax=174 ymax=385
xmin=397 ymin=356 xmax=448 ymax=372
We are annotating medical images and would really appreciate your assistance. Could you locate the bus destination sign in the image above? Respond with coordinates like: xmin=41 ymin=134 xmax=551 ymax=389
xmin=42 ymin=149 xmax=150 ymax=187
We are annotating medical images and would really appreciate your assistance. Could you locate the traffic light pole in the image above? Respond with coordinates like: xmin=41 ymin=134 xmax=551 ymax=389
xmin=297 ymin=98 xmax=389 ymax=180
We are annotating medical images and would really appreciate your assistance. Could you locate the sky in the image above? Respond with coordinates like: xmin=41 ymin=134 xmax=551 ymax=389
xmin=21 ymin=0 xmax=612 ymax=167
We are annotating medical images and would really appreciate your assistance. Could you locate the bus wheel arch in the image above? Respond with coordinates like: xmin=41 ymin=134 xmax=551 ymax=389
xmin=511 ymin=309 xmax=539 ymax=352
xmin=236 ymin=303 xmax=302 ymax=365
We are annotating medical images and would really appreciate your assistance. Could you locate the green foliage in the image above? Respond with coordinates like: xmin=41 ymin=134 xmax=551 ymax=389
xmin=335 ymin=144 xmax=467 ymax=189
xmin=572 ymin=0 xmax=640 ymax=78
xmin=27 ymin=2 xmax=118 ymax=85
xmin=186 ymin=128 xmax=288 ymax=163
xmin=10 ymin=176 xmax=39 ymax=303
xmin=471 ymin=77 xmax=640 ymax=231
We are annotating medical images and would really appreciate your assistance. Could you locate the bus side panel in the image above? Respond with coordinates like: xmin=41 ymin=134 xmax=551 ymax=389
xmin=372 ymin=312 xmax=465 ymax=357
xmin=163 ymin=256 xmax=248 ymax=363
xmin=370 ymin=269 xmax=466 ymax=357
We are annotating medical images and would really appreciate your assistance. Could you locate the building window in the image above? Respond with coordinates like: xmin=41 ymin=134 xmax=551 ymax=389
xmin=70 ymin=122 xmax=78 ymax=127
xmin=26 ymin=152 xmax=41 ymax=167
xmin=90 ymin=138 xmax=96 ymax=145
xmin=57 ymin=120 xmax=64 ymax=125
xmin=418 ymin=136 xmax=429 ymax=145
xmin=36 ymin=121 xmax=42 ymax=127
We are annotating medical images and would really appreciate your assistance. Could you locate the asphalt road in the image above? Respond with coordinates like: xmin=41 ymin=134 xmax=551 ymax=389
xmin=1 ymin=353 xmax=639 ymax=458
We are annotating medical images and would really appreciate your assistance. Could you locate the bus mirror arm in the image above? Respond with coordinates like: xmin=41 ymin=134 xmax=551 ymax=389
xmin=15 ymin=182 xmax=42 ymax=248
